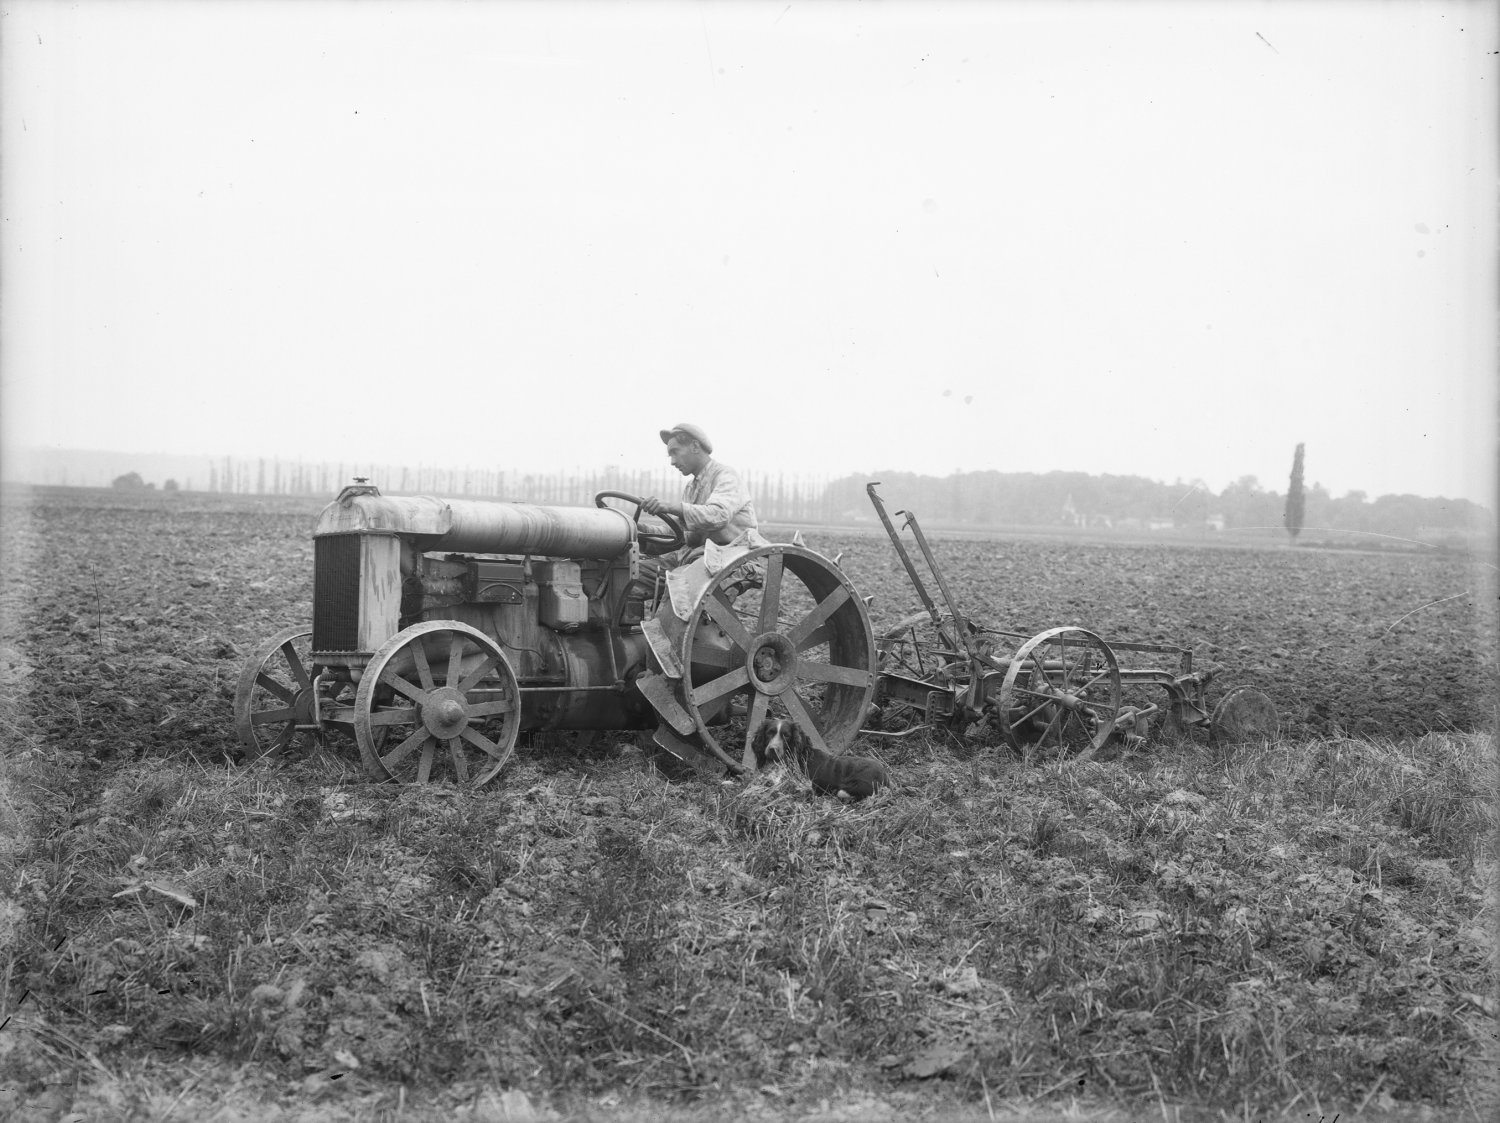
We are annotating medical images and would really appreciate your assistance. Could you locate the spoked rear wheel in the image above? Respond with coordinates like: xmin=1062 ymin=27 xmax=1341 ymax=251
xmin=678 ymin=545 xmax=877 ymax=771
xmin=354 ymin=621 xmax=522 ymax=786
xmin=997 ymin=627 xmax=1121 ymax=760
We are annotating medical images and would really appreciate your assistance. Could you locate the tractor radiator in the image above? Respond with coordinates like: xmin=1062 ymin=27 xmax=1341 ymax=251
xmin=313 ymin=534 xmax=362 ymax=651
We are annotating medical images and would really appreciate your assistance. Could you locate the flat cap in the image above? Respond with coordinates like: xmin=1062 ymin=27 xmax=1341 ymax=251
xmin=659 ymin=423 xmax=712 ymax=453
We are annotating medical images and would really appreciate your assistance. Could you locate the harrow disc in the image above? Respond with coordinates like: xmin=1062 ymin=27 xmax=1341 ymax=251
xmin=996 ymin=627 xmax=1122 ymax=760
xmin=1210 ymin=686 xmax=1279 ymax=746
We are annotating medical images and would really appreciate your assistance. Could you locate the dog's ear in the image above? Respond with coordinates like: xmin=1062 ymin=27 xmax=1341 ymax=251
xmin=751 ymin=721 xmax=773 ymax=767
xmin=787 ymin=722 xmax=811 ymax=755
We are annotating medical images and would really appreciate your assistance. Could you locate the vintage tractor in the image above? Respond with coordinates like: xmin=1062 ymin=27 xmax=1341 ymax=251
xmin=233 ymin=480 xmax=877 ymax=785
xmin=862 ymin=483 xmax=1279 ymax=757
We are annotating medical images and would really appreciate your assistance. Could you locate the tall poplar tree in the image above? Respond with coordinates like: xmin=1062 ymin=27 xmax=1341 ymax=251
xmin=1284 ymin=443 xmax=1306 ymax=541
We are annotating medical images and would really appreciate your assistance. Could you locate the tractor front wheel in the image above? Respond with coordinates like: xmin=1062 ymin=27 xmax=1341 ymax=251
xmin=354 ymin=621 xmax=522 ymax=786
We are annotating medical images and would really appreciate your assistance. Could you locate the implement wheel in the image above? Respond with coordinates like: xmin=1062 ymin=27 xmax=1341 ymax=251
xmin=997 ymin=627 xmax=1121 ymax=760
xmin=355 ymin=621 xmax=522 ymax=786
xmin=233 ymin=628 xmax=324 ymax=762
xmin=678 ymin=545 xmax=877 ymax=771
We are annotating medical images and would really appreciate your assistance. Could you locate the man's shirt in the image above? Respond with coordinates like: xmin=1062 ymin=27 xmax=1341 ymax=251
xmin=680 ymin=457 xmax=760 ymax=547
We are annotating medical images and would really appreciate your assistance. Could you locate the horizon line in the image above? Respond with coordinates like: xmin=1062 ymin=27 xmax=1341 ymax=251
xmin=1 ymin=445 xmax=1491 ymax=507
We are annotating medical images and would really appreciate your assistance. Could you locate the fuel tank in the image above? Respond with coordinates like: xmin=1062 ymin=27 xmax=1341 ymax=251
xmin=315 ymin=486 xmax=636 ymax=559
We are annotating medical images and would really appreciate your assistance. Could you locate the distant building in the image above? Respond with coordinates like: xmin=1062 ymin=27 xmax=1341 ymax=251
xmin=1146 ymin=517 xmax=1174 ymax=532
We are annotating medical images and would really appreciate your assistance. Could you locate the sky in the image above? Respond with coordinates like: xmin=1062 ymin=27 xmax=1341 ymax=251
xmin=2 ymin=0 xmax=1496 ymax=504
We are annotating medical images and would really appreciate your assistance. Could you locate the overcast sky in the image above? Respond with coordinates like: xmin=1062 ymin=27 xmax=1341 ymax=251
xmin=3 ymin=0 xmax=1495 ymax=503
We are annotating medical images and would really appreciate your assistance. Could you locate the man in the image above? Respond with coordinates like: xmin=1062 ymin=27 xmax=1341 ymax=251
xmin=640 ymin=423 xmax=766 ymax=566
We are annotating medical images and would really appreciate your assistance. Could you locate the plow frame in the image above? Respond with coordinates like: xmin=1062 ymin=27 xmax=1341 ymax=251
xmin=863 ymin=483 xmax=1264 ymax=754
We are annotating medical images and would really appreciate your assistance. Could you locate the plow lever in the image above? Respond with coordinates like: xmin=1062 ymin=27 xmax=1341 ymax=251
xmin=866 ymin=483 xmax=956 ymax=650
xmin=895 ymin=509 xmax=988 ymax=668
xmin=866 ymin=482 xmax=988 ymax=665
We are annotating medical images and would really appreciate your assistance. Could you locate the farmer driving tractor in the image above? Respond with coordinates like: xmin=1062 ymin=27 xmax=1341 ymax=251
xmin=625 ymin=423 xmax=768 ymax=611
xmin=640 ymin=422 xmax=767 ymax=566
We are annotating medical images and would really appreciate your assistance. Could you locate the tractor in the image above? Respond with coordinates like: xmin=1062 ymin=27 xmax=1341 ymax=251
xmin=233 ymin=479 xmax=877 ymax=785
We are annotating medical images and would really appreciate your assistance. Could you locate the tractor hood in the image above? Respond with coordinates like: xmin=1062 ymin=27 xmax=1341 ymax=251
xmin=315 ymin=488 xmax=636 ymax=559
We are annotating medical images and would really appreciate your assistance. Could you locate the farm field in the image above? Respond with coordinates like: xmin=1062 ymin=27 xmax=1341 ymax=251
xmin=0 ymin=486 xmax=1495 ymax=1121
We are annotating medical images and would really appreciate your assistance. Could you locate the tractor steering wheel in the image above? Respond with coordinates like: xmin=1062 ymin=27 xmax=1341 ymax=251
xmin=593 ymin=491 xmax=686 ymax=556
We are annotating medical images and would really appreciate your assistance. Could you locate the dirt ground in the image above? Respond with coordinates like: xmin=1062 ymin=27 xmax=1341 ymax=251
xmin=1 ymin=487 xmax=1494 ymax=1121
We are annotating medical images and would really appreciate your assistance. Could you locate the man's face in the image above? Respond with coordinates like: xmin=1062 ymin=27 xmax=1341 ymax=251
xmin=666 ymin=437 xmax=703 ymax=476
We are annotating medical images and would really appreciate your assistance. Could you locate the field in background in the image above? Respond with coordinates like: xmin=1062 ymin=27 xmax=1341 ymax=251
xmin=0 ymin=487 xmax=1494 ymax=1121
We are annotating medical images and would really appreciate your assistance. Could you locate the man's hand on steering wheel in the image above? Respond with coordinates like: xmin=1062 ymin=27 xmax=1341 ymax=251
xmin=639 ymin=496 xmax=679 ymax=518
xmin=593 ymin=491 xmax=686 ymax=556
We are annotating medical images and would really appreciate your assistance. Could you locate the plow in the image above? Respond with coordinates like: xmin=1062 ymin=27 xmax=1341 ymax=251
xmin=233 ymin=478 xmax=1277 ymax=785
xmin=862 ymin=483 xmax=1278 ymax=758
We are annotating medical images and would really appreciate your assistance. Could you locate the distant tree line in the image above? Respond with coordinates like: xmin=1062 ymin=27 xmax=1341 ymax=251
xmin=827 ymin=469 xmax=1493 ymax=545
xmin=93 ymin=457 xmax=1495 ymax=545
xmin=192 ymin=457 xmax=841 ymax=524
xmin=1204 ymin=474 xmax=1490 ymax=544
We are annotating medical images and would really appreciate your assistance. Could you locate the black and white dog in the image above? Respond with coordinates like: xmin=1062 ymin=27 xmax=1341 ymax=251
xmin=751 ymin=718 xmax=890 ymax=802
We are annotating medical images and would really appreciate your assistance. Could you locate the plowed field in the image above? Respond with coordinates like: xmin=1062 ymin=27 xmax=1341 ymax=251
xmin=5 ymin=488 xmax=1493 ymax=763
xmin=1 ymin=487 xmax=1494 ymax=1121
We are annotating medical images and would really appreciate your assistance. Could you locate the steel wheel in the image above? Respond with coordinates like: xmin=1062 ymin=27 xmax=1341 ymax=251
xmin=678 ymin=545 xmax=876 ymax=771
xmin=355 ymin=621 xmax=521 ymax=786
xmin=234 ymin=628 xmax=323 ymax=762
xmin=997 ymin=627 xmax=1121 ymax=759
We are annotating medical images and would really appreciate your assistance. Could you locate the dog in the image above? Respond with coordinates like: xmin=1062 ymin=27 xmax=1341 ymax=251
xmin=751 ymin=718 xmax=890 ymax=802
